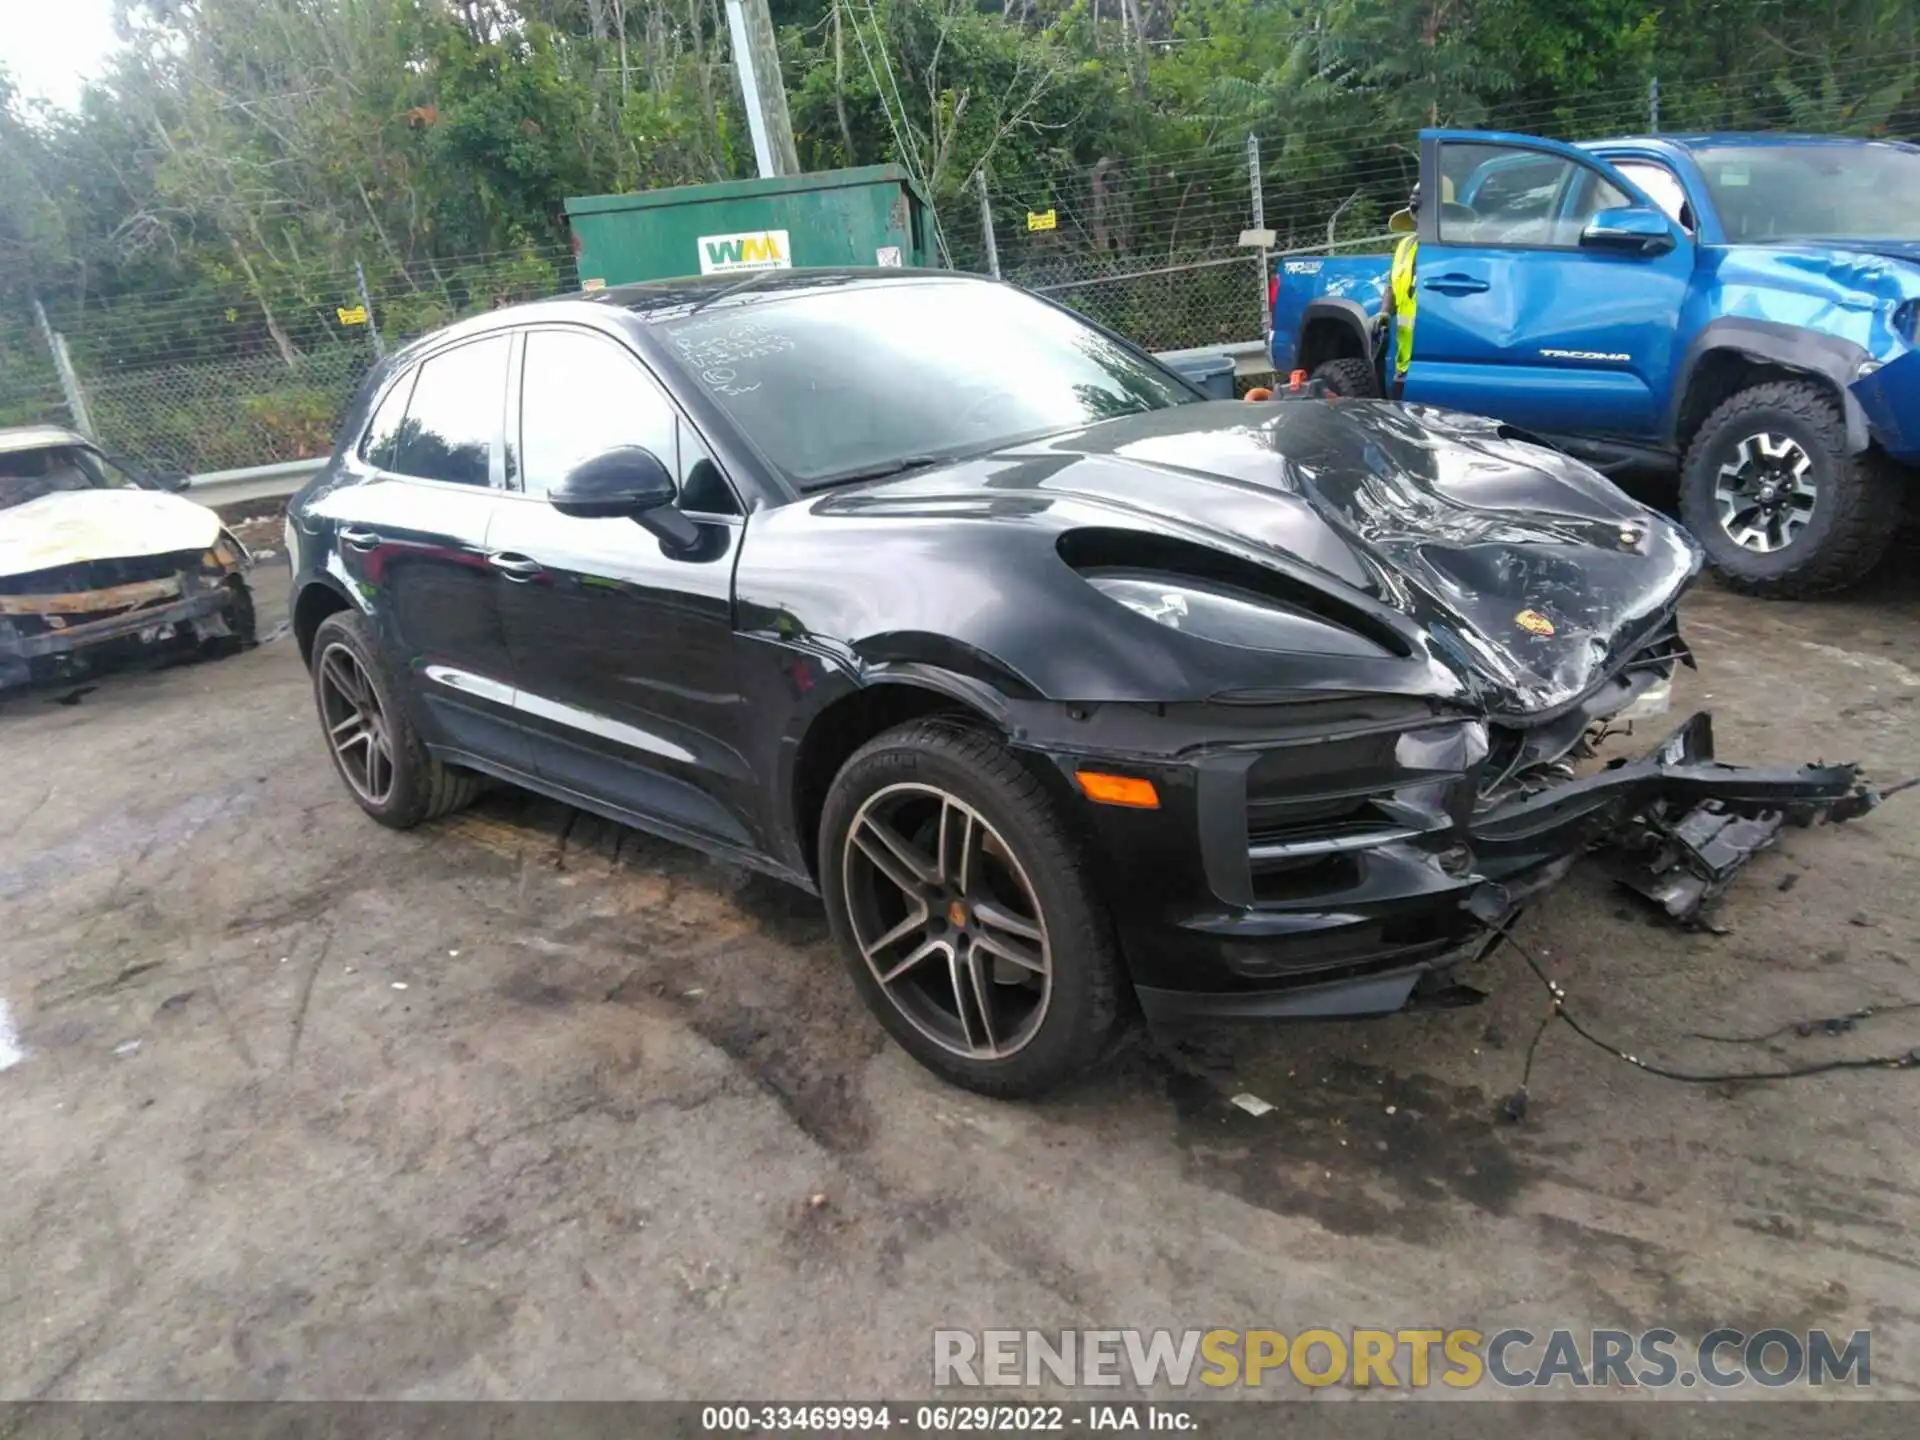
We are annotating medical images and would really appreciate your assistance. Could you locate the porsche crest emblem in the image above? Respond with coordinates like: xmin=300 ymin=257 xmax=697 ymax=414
xmin=1515 ymin=609 xmax=1556 ymax=638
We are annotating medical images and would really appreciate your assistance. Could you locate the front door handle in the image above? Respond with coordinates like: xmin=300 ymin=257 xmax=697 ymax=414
xmin=1423 ymin=274 xmax=1490 ymax=296
xmin=488 ymin=551 xmax=546 ymax=581
xmin=339 ymin=526 xmax=381 ymax=551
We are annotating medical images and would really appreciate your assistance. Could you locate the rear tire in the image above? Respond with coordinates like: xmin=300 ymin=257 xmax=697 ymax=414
xmin=1310 ymin=357 xmax=1382 ymax=400
xmin=819 ymin=718 xmax=1125 ymax=1097
xmin=1679 ymin=380 xmax=1899 ymax=598
xmin=310 ymin=610 xmax=482 ymax=828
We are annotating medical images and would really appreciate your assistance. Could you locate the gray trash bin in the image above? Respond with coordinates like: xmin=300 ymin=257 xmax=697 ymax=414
xmin=1160 ymin=351 xmax=1236 ymax=400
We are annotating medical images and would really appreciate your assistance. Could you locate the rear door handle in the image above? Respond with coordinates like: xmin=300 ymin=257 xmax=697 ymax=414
xmin=1423 ymin=274 xmax=1490 ymax=295
xmin=488 ymin=552 xmax=545 ymax=581
xmin=339 ymin=526 xmax=381 ymax=551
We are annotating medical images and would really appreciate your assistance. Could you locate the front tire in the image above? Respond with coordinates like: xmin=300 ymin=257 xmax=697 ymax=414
xmin=1310 ymin=357 xmax=1382 ymax=399
xmin=309 ymin=610 xmax=482 ymax=828
xmin=819 ymin=719 xmax=1125 ymax=1097
xmin=1679 ymin=380 xmax=1900 ymax=597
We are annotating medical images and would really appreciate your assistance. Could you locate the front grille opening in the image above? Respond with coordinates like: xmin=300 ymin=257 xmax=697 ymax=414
xmin=1246 ymin=791 xmax=1374 ymax=843
xmin=1249 ymin=854 xmax=1360 ymax=901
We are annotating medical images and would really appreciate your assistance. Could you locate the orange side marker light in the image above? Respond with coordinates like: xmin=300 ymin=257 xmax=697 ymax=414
xmin=1075 ymin=771 xmax=1161 ymax=809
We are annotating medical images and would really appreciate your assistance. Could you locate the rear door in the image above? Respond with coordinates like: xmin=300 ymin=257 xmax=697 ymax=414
xmin=490 ymin=325 xmax=758 ymax=852
xmin=309 ymin=333 xmax=528 ymax=770
xmin=1402 ymin=131 xmax=1693 ymax=442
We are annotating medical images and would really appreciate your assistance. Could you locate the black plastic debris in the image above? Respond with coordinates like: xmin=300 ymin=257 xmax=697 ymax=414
xmin=1610 ymin=800 xmax=1789 ymax=926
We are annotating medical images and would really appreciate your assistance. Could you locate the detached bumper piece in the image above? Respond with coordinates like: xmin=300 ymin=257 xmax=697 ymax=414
xmin=1471 ymin=711 xmax=1878 ymax=926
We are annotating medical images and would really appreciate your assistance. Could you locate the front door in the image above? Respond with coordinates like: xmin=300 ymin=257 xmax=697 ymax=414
xmin=492 ymin=326 xmax=757 ymax=851
xmin=1402 ymin=132 xmax=1693 ymax=443
xmin=308 ymin=333 xmax=528 ymax=770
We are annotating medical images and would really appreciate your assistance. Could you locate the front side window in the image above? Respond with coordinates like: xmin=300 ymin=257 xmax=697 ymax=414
xmin=654 ymin=278 xmax=1196 ymax=490
xmin=1695 ymin=142 xmax=1920 ymax=243
xmin=1440 ymin=143 xmax=1631 ymax=248
xmin=517 ymin=329 xmax=683 ymax=500
xmin=389 ymin=336 xmax=510 ymax=487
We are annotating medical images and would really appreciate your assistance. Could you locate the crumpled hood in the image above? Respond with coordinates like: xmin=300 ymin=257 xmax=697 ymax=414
xmin=850 ymin=400 xmax=1700 ymax=718
xmin=0 ymin=489 xmax=224 ymax=581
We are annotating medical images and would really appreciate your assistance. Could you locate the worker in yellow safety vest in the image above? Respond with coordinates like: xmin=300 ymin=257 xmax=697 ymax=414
xmin=1384 ymin=182 xmax=1422 ymax=394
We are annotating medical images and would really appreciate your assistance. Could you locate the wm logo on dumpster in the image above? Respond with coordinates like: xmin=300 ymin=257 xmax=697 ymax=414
xmin=698 ymin=229 xmax=793 ymax=275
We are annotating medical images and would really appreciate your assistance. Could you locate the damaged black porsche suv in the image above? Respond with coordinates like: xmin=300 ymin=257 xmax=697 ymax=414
xmin=286 ymin=269 xmax=1880 ymax=1095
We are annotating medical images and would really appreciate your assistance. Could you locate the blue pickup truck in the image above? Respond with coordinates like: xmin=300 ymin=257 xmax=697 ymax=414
xmin=1270 ymin=130 xmax=1919 ymax=596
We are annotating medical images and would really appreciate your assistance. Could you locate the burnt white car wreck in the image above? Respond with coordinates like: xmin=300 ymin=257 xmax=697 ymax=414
xmin=286 ymin=271 xmax=1880 ymax=1096
xmin=0 ymin=426 xmax=256 ymax=691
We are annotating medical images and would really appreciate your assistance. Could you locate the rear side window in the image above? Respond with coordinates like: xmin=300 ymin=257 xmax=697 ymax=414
xmin=359 ymin=371 xmax=416 ymax=469
xmin=389 ymin=337 xmax=511 ymax=487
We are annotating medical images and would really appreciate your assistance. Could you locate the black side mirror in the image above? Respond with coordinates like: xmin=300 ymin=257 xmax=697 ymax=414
xmin=1580 ymin=205 xmax=1677 ymax=257
xmin=549 ymin=445 xmax=700 ymax=551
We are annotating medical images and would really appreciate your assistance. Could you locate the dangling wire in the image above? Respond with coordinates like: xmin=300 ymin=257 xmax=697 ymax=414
xmin=1483 ymin=916 xmax=1920 ymax=1122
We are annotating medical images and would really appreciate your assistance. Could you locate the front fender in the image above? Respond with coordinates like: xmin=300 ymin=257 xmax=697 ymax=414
xmin=1670 ymin=319 xmax=1876 ymax=453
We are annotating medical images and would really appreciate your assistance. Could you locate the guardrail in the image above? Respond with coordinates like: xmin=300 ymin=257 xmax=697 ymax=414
xmin=185 ymin=457 xmax=326 ymax=512
xmin=180 ymin=338 xmax=1276 ymax=511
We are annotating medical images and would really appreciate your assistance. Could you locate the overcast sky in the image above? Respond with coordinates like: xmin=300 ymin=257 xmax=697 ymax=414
xmin=2 ymin=0 xmax=122 ymax=109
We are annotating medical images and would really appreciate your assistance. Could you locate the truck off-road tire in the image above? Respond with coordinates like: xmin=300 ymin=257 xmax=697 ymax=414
xmin=309 ymin=610 xmax=483 ymax=828
xmin=1310 ymin=357 xmax=1382 ymax=400
xmin=819 ymin=718 xmax=1126 ymax=1098
xmin=1680 ymin=380 xmax=1900 ymax=598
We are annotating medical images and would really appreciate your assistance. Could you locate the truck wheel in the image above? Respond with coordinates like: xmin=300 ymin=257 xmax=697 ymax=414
xmin=1310 ymin=358 xmax=1381 ymax=399
xmin=1680 ymin=380 xmax=1899 ymax=598
xmin=819 ymin=718 xmax=1126 ymax=1098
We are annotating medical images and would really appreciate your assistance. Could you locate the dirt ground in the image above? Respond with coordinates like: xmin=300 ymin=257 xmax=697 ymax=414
xmin=3 ymin=548 xmax=1919 ymax=1405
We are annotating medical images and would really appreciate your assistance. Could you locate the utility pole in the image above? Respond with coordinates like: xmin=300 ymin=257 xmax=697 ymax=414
xmin=1245 ymin=135 xmax=1273 ymax=338
xmin=976 ymin=170 xmax=1000 ymax=279
xmin=726 ymin=0 xmax=801 ymax=178
xmin=1649 ymin=75 xmax=1661 ymax=133
xmin=32 ymin=295 xmax=95 ymax=440
xmin=355 ymin=261 xmax=385 ymax=360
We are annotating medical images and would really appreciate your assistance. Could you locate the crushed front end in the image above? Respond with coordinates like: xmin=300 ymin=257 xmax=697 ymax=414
xmin=1012 ymin=614 xmax=1879 ymax=1025
xmin=0 ymin=536 xmax=253 ymax=689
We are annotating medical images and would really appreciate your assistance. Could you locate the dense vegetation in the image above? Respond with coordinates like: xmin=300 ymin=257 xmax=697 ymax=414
xmin=1 ymin=0 xmax=1915 ymax=461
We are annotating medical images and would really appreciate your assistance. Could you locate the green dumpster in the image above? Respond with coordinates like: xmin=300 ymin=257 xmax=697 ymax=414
xmin=566 ymin=165 xmax=938 ymax=288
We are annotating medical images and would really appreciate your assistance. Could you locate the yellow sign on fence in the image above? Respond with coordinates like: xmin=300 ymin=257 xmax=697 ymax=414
xmin=1027 ymin=209 xmax=1057 ymax=232
xmin=336 ymin=305 xmax=368 ymax=326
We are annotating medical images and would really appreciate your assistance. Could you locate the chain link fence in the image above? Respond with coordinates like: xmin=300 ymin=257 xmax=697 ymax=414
xmin=83 ymin=349 xmax=377 ymax=474
xmin=4 ymin=245 xmax=578 ymax=475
